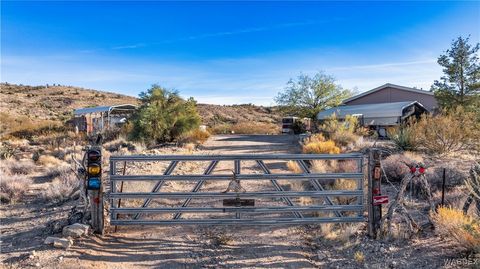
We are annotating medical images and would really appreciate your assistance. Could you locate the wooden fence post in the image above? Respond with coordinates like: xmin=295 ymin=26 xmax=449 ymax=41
xmin=89 ymin=189 xmax=104 ymax=234
xmin=86 ymin=146 xmax=104 ymax=234
xmin=368 ymin=149 xmax=382 ymax=238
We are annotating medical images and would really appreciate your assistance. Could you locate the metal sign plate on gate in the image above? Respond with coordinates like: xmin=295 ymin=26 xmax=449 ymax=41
xmin=223 ymin=198 xmax=255 ymax=207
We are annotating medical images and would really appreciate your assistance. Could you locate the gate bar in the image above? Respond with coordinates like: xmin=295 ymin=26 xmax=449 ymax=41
xmin=112 ymin=205 xmax=364 ymax=213
xmin=110 ymin=173 xmax=363 ymax=181
xmin=110 ymin=153 xmax=363 ymax=161
xmin=111 ymin=217 xmax=365 ymax=226
xmin=108 ymin=190 xmax=362 ymax=198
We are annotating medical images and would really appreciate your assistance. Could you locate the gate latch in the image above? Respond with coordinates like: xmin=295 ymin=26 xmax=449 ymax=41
xmin=223 ymin=171 xmax=254 ymax=207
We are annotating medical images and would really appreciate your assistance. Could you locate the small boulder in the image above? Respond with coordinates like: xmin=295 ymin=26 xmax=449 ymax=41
xmin=44 ymin=236 xmax=73 ymax=249
xmin=53 ymin=238 xmax=73 ymax=249
xmin=62 ymin=223 xmax=89 ymax=238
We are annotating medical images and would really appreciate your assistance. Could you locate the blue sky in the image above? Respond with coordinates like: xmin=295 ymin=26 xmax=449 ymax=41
xmin=1 ymin=1 xmax=479 ymax=105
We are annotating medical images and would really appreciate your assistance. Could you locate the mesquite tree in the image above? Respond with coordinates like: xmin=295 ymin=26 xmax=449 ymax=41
xmin=275 ymin=72 xmax=352 ymax=119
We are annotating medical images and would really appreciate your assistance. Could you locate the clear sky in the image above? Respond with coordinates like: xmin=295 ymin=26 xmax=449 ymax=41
xmin=1 ymin=1 xmax=479 ymax=105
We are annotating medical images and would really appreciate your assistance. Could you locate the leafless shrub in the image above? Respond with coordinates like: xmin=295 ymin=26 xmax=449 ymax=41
xmin=382 ymin=152 xmax=422 ymax=182
xmin=37 ymin=155 xmax=65 ymax=167
xmin=413 ymin=108 xmax=480 ymax=156
xmin=0 ymin=168 xmax=31 ymax=203
xmin=44 ymin=164 xmax=71 ymax=179
xmin=426 ymin=165 xmax=467 ymax=192
xmin=103 ymin=137 xmax=144 ymax=153
xmin=0 ymin=158 xmax=36 ymax=175
xmin=42 ymin=168 xmax=80 ymax=203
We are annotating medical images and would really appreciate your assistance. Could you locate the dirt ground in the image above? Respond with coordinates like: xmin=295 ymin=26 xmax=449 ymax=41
xmin=0 ymin=135 xmax=471 ymax=269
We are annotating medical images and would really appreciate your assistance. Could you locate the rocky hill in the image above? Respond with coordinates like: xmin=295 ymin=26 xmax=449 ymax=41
xmin=0 ymin=83 xmax=280 ymax=127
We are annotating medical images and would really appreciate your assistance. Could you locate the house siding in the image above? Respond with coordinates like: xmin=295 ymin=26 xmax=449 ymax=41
xmin=344 ymin=87 xmax=438 ymax=111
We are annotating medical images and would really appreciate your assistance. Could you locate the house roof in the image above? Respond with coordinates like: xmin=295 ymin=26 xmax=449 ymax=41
xmin=317 ymin=101 xmax=425 ymax=120
xmin=342 ymin=83 xmax=434 ymax=104
xmin=74 ymin=104 xmax=137 ymax=115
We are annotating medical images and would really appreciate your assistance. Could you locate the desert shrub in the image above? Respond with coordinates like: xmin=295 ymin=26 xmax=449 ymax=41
xmin=287 ymin=160 xmax=302 ymax=173
xmin=178 ymin=129 xmax=211 ymax=145
xmin=103 ymin=137 xmax=143 ymax=152
xmin=321 ymin=114 xmax=357 ymax=135
xmin=330 ymin=130 xmax=359 ymax=147
xmin=332 ymin=178 xmax=358 ymax=204
xmin=44 ymin=164 xmax=70 ymax=179
xmin=381 ymin=152 xmax=422 ymax=182
xmin=5 ymin=159 xmax=36 ymax=175
xmin=42 ymin=168 xmax=79 ymax=203
xmin=0 ymin=142 xmax=16 ymax=159
xmin=129 ymin=85 xmax=201 ymax=144
xmin=431 ymin=206 xmax=480 ymax=253
xmin=335 ymin=160 xmax=359 ymax=173
xmin=413 ymin=108 xmax=480 ymax=156
xmin=426 ymin=165 xmax=468 ymax=192
xmin=0 ymin=169 xmax=31 ymax=203
xmin=387 ymin=124 xmax=419 ymax=151
xmin=354 ymin=251 xmax=365 ymax=263
xmin=303 ymin=140 xmax=341 ymax=154
xmin=320 ymin=115 xmax=361 ymax=147
xmin=37 ymin=155 xmax=65 ymax=167
xmin=208 ymin=123 xmax=232 ymax=134
xmin=304 ymin=133 xmax=325 ymax=144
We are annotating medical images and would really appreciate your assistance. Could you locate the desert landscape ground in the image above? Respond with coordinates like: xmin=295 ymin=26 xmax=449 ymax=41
xmin=0 ymin=132 xmax=476 ymax=269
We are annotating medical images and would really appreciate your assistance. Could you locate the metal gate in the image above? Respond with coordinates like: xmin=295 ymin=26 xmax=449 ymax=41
xmin=108 ymin=153 xmax=365 ymax=226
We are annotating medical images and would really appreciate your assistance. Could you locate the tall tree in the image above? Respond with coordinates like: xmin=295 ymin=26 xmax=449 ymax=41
xmin=431 ymin=36 xmax=480 ymax=111
xmin=275 ymin=72 xmax=352 ymax=119
xmin=130 ymin=85 xmax=200 ymax=144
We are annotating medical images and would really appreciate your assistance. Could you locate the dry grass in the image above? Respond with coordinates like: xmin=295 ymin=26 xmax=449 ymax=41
xmin=354 ymin=251 xmax=365 ymax=263
xmin=37 ymin=155 xmax=65 ymax=167
xmin=304 ymin=133 xmax=325 ymax=144
xmin=431 ymin=206 xmax=480 ymax=253
xmin=0 ymin=158 xmax=36 ymax=175
xmin=209 ymin=122 xmax=279 ymax=135
xmin=103 ymin=137 xmax=145 ymax=153
xmin=303 ymin=140 xmax=341 ymax=154
xmin=330 ymin=130 xmax=360 ymax=147
xmin=178 ymin=129 xmax=211 ymax=145
xmin=381 ymin=152 xmax=420 ymax=182
xmin=231 ymin=122 xmax=279 ymax=134
xmin=287 ymin=160 xmax=302 ymax=173
xmin=0 ymin=167 xmax=31 ymax=203
xmin=42 ymin=167 xmax=80 ymax=203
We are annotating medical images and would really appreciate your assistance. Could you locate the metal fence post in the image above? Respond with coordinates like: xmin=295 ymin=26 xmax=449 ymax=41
xmin=367 ymin=149 xmax=382 ymax=238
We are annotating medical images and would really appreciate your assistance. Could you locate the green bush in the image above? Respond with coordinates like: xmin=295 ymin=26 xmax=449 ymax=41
xmin=387 ymin=124 xmax=418 ymax=151
xmin=129 ymin=85 xmax=201 ymax=145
